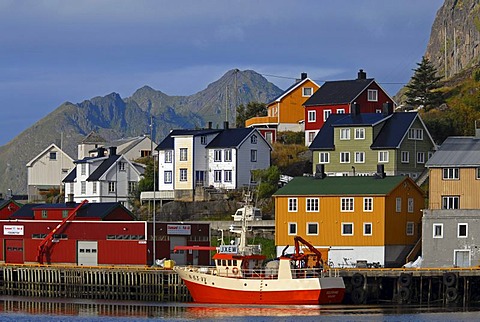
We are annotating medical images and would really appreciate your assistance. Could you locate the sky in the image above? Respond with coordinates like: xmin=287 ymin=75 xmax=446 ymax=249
xmin=0 ymin=0 xmax=444 ymax=146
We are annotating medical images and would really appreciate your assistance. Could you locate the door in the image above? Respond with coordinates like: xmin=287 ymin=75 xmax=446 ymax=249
xmin=195 ymin=171 xmax=205 ymax=186
xmin=454 ymin=250 xmax=470 ymax=267
xmin=170 ymin=236 xmax=187 ymax=265
xmin=77 ymin=241 xmax=98 ymax=266
xmin=5 ymin=239 xmax=24 ymax=264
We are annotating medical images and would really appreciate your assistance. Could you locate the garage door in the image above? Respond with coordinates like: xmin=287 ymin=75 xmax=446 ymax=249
xmin=5 ymin=239 xmax=24 ymax=264
xmin=170 ymin=236 xmax=187 ymax=265
xmin=78 ymin=241 xmax=98 ymax=266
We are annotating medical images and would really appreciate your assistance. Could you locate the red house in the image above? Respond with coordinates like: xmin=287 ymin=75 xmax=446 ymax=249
xmin=1 ymin=202 xmax=210 ymax=266
xmin=0 ymin=199 xmax=22 ymax=220
xmin=303 ymin=69 xmax=395 ymax=146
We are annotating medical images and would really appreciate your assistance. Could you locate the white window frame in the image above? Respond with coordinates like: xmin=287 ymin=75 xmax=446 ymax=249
xmin=443 ymin=168 xmax=459 ymax=180
xmin=288 ymin=222 xmax=297 ymax=235
xmin=323 ymin=109 xmax=332 ymax=122
xmin=308 ymin=131 xmax=316 ymax=143
xmin=319 ymin=152 xmax=330 ymax=164
xmin=396 ymin=197 xmax=402 ymax=212
xmin=340 ymin=152 xmax=350 ymax=163
xmin=363 ymin=197 xmax=373 ymax=212
xmin=354 ymin=151 xmax=365 ymax=163
xmin=417 ymin=152 xmax=425 ymax=164
xmin=308 ymin=110 xmax=316 ymax=122
xmin=367 ymin=89 xmax=378 ymax=102
xmin=214 ymin=150 xmax=222 ymax=162
xmin=251 ymin=135 xmax=257 ymax=144
xmin=342 ymin=222 xmax=354 ymax=236
xmin=200 ymin=136 xmax=207 ymax=145
xmin=363 ymin=222 xmax=372 ymax=236
xmin=288 ymin=198 xmax=298 ymax=212
xmin=92 ymin=181 xmax=97 ymax=194
xmin=165 ymin=150 xmax=173 ymax=163
xmin=81 ymin=163 xmax=86 ymax=176
xmin=81 ymin=181 xmax=86 ymax=194
xmin=355 ymin=128 xmax=365 ymax=140
xmin=378 ymin=151 xmax=389 ymax=163
xmin=164 ymin=171 xmax=172 ymax=184
xmin=340 ymin=128 xmax=350 ymax=140
xmin=180 ymin=168 xmax=187 ymax=181
xmin=214 ymin=170 xmax=222 ymax=182
xmin=341 ymin=197 xmax=354 ymax=212
xmin=458 ymin=223 xmax=468 ymax=238
xmin=406 ymin=222 xmax=414 ymax=236
xmin=250 ymin=149 xmax=257 ymax=162
xmin=108 ymin=181 xmax=116 ymax=193
xmin=433 ymin=223 xmax=443 ymax=238
xmin=303 ymin=87 xmax=313 ymax=97
xmin=179 ymin=148 xmax=188 ymax=161
xmin=442 ymin=196 xmax=459 ymax=209
xmin=401 ymin=151 xmax=409 ymax=163
xmin=306 ymin=222 xmax=319 ymax=236
xmin=408 ymin=128 xmax=424 ymax=140
xmin=306 ymin=198 xmax=319 ymax=212
xmin=408 ymin=197 xmax=414 ymax=213
xmin=224 ymin=170 xmax=232 ymax=182
xmin=337 ymin=109 xmax=345 ymax=114
xmin=224 ymin=149 xmax=232 ymax=162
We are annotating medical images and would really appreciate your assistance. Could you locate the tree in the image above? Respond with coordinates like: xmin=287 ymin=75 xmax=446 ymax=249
xmin=251 ymin=166 xmax=281 ymax=199
xmin=235 ymin=102 xmax=267 ymax=128
xmin=405 ymin=56 xmax=444 ymax=111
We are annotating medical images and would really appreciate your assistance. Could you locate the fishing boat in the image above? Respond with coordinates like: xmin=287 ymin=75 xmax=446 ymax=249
xmin=174 ymin=204 xmax=345 ymax=305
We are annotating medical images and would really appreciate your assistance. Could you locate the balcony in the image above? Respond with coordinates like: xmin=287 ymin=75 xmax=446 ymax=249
xmin=245 ymin=116 xmax=278 ymax=128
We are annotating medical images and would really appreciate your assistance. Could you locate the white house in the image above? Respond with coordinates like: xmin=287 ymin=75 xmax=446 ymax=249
xmin=27 ymin=143 xmax=75 ymax=202
xmin=156 ymin=123 xmax=272 ymax=201
xmin=63 ymin=146 xmax=145 ymax=207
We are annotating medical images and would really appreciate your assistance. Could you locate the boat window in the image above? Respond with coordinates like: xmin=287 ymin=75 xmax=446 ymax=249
xmin=233 ymin=260 xmax=237 ymax=266
xmin=222 ymin=260 xmax=226 ymax=266
xmin=228 ymin=260 xmax=232 ymax=266
xmin=217 ymin=259 xmax=221 ymax=266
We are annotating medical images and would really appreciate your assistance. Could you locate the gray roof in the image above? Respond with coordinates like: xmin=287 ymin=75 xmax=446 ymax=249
xmin=426 ymin=137 xmax=480 ymax=167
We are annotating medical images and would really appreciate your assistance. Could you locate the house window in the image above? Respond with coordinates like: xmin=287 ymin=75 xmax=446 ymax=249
xmin=354 ymin=152 xmax=365 ymax=163
xmin=341 ymin=197 xmax=354 ymax=212
xmin=180 ymin=169 xmax=187 ymax=181
xmin=308 ymin=110 xmax=316 ymax=122
xmin=214 ymin=150 xmax=222 ymax=162
xmin=443 ymin=168 xmax=459 ymax=180
xmin=165 ymin=150 xmax=173 ymax=163
xmin=81 ymin=181 xmax=86 ymax=194
xmin=396 ymin=197 xmax=402 ymax=212
xmin=108 ymin=181 xmax=116 ymax=193
xmin=306 ymin=198 xmax=319 ymax=212
xmin=251 ymin=150 xmax=257 ymax=162
xmin=367 ymin=89 xmax=378 ymax=102
xmin=433 ymin=224 xmax=443 ymax=238
xmin=428 ymin=151 xmax=434 ymax=160
xmin=401 ymin=151 xmax=410 ymax=163
xmin=49 ymin=152 xmax=57 ymax=160
xmin=288 ymin=198 xmax=298 ymax=212
xmin=214 ymin=170 xmax=222 ymax=182
xmin=128 ymin=181 xmax=137 ymax=193
xmin=69 ymin=183 xmax=74 ymax=194
xmin=288 ymin=222 xmax=297 ymax=235
xmin=337 ymin=109 xmax=345 ymax=114
xmin=303 ymin=87 xmax=313 ymax=97
xmin=340 ymin=152 xmax=350 ymax=163
xmin=417 ymin=152 xmax=425 ymax=164
xmin=164 ymin=171 xmax=172 ymax=184
xmin=363 ymin=197 xmax=373 ymax=212
xmin=62 ymin=210 xmax=68 ymax=219
xmin=141 ymin=150 xmax=151 ymax=157
xmin=224 ymin=170 xmax=232 ymax=182
xmin=251 ymin=135 xmax=257 ymax=144
xmin=118 ymin=162 xmax=126 ymax=171
xmin=342 ymin=223 xmax=354 ymax=236
xmin=92 ymin=182 xmax=97 ymax=194
xmin=378 ymin=151 xmax=389 ymax=163
xmin=407 ymin=198 xmax=414 ymax=213
xmin=340 ymin=128 xmax=350 ymax=140
xmin=442 ymin=196 xmax=459 ymax=209
xmin=319 ymin=152 xmax=329 ymax=164
xmin=458 ymin=223 xmax=468 ymax=238
xmin=224 ymin=149 xmax=232 ymax=162
xmin=201 ymin=136 xmax=207 ymax=145
xmin=363 ymin=223 xmax=372 ymax=236
xmin=406 ymin=222 xmax=414 ymax=236
xmin=355 ymin=128 xmax=365 ymax=139
xmin=308 ymin=131 xmax=316 ymax=143
xmin=307 ymin=222 xmax=318 ymax=235
xmin=477 ymin=167 xmax=480 ymax=179
xmin=323 ymin=110 xmax=332 ymax=122
xmin=41 ymin=210 xmax=48 ymax=219
xmin=408 ymin=128 xmax=423 ymax=140
xmin=179 ymin=148 xmax=188 ymax=161
xmin=81 ymin=163 xmax=86 ymax=175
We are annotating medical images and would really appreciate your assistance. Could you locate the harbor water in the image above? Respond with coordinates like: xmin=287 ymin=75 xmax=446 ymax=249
xmin=0 ymin=296 xmax=479 ymax=321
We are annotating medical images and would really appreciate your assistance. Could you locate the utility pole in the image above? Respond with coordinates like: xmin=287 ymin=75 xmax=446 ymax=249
xmin=150 ymin=115 xmax=156 ymax=264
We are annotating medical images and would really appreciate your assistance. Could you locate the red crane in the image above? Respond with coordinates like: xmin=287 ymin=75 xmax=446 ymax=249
xmin=37 ymin=199 xmax=88 ymax=264
xmin=291 ymin=235 xmax=324 ymax=269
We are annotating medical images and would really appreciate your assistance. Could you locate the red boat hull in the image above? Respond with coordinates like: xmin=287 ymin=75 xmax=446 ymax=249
xmin=183 ymin=279 xmax=345 ymax=305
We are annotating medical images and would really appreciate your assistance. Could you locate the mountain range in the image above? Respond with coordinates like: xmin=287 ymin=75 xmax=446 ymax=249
xmin=0 ymin=69 xmax=283 ymax=195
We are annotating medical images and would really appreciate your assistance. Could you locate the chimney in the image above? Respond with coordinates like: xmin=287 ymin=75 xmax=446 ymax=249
xmin=97 ymin=147 xmax=106 ymax=157
xmin=382 ymin=102 xmax=393 ymax=115
xmin=315 ymin=164 xmax=326 ymax=179
xmin=301 ymin=72 xmax=307 ymax=80
xmin=208 ymin=121 xmax=212 ymax=129
xmin=357 ymin=69 xmax=366 ymax=80
xmin=351 ymin=102 xmax=360 ymax=116
xmin=223 ymin=121 xmax=229 ymax=129
xmin=109 ymin=146 xmax=117 ymax=156
xmin=376 ymin=164 xmax=386 ymax=179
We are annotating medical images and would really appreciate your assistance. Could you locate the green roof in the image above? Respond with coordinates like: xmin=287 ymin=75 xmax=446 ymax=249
xmin=273 ymin=175 xmax=407 ymax=196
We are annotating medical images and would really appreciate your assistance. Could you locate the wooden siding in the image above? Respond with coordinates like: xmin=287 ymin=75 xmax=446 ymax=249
xmin=174 ymin=137 xmax=194 ymax=190
xmin=428 ymin=167 xmax=480 ymax=209
xmin=304 ymin=104 xmax=350 ymax=132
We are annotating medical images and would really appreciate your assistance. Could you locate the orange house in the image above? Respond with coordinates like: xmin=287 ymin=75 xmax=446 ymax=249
xmin=245 ymin=73 xmax=319 ymax=143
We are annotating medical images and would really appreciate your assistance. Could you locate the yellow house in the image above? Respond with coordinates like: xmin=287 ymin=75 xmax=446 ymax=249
xmin=245 ymin=73 xmax=319 ymax=143
xmin=273 ymin=173 xmax=424 ymax=268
